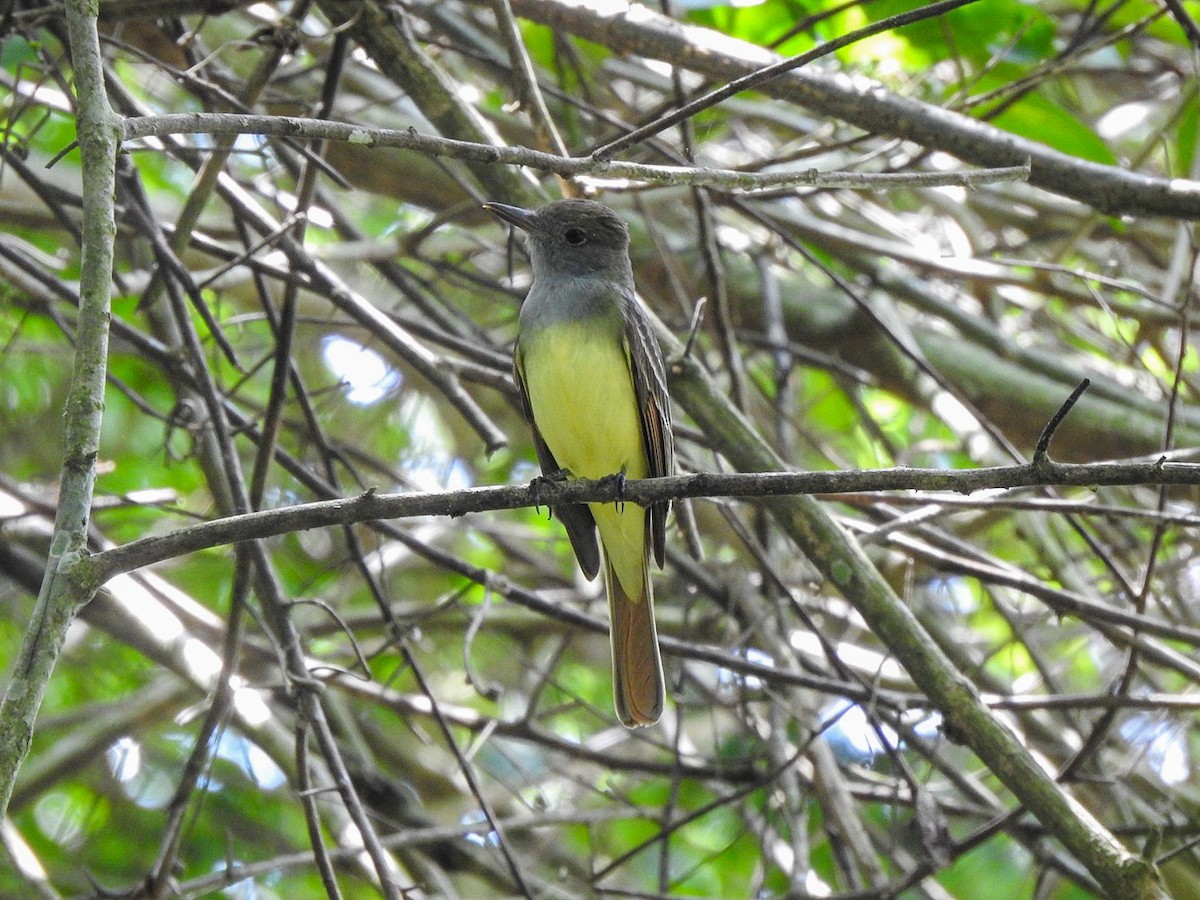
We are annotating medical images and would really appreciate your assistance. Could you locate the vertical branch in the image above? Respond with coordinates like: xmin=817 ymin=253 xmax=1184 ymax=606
xmin=0 ymin=0 xmax=118 ymax=818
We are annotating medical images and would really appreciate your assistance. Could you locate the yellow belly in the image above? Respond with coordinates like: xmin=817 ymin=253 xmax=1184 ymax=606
xmin=523 ymin=321 xmax=646 ymax=482
xmin=522 ymin=321 xmax=648 ymax=598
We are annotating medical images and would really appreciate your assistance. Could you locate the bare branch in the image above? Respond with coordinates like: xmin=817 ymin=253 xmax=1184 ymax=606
xmin=121 ymin=113 xmax=1031 ymax=192
xmin=91 ymin=458 xmax=1200 ymax=581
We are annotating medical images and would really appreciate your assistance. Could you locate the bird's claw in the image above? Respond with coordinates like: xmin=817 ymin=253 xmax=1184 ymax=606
xmin=606 ymin=470 xmax=628 ymax=513
xmin=530 ymin=469 xmax=570 ymax=516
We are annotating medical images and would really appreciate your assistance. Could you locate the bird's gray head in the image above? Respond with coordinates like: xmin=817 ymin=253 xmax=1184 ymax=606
xmin=484 ymin=199 xmax=633 ymax=282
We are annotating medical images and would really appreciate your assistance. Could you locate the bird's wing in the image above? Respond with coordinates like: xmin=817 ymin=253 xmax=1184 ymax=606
xmin=513 ymin=341 xmax=602 ymax=581
xmin=623 ymin=293 xmax=674 ymax=570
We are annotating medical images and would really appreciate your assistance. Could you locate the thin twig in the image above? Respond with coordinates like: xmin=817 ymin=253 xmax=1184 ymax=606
xmin=593 ymin=0 xmax=981 ymax=159
xmin=1034 ymin=378 xmax=1091 ymax=465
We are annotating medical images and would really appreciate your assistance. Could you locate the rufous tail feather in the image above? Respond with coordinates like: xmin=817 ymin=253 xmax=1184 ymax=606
xmin=606 ymin=557 xmax=664 ymax=727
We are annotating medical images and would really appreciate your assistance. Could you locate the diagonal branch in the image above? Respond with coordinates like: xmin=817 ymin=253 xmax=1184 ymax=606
xmin=502 ymin=0 xmax=1200 ymax=219
xmin=658 ymin=324 xmax=1166 ymax=895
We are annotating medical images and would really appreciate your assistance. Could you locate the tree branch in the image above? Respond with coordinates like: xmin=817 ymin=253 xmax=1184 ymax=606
xmin=87 ymin=458 xmax=1200 ymax=582
xmin=120 ymin=113 xmax=1031 ymax=192
xmin=503 ymin=0 xmax=1200 ymax=219
xmin=660 ymin=325 xmax=1166 ymax=894
xmin=0 ymin=0 xmax=120 ymax=822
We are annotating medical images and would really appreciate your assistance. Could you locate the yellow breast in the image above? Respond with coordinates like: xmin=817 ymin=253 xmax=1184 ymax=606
xmin=521 ymin=320 xmax=647 ymax=482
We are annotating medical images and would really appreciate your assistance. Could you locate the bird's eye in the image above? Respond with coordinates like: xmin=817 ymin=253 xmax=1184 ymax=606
xmin=563 ymin=227 xmax=587 ymax=245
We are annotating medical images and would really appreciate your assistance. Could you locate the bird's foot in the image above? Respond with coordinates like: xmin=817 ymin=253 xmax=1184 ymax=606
xmin=601 ymin=470 xmax=628 ymax=513
xmin=530 ymin=469 xmax=570 ymax=515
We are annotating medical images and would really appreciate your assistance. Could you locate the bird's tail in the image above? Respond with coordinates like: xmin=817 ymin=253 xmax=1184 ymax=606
xmin=606 ymin=555 xmax=665 ymax=727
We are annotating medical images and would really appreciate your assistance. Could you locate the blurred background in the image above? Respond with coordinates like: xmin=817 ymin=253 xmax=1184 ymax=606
xmin=2 ymin=0 xmax=1199 ymax=896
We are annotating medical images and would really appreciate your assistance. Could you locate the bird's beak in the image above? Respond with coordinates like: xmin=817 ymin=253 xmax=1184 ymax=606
xmin=483 ymin=201 xmax=536 ymax=232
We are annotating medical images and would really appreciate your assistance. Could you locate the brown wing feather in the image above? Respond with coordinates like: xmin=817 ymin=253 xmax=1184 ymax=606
xmin=513 ymin=344 xmax=602 ymax=580
xmin=623 ymin=294 xmax=674 ymax=569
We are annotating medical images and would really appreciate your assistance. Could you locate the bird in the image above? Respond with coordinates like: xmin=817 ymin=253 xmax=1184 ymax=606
xmin=484 ymin=198 xmax=673 ymax=727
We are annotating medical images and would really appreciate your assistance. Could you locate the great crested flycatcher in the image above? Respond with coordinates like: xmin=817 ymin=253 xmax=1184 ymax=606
xmin=484 ymin=199 xmax=673 ymax=727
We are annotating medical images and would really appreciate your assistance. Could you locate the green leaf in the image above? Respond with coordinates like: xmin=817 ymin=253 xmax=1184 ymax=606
xmin=986 ymin=89 xmax=1118 ymax=164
